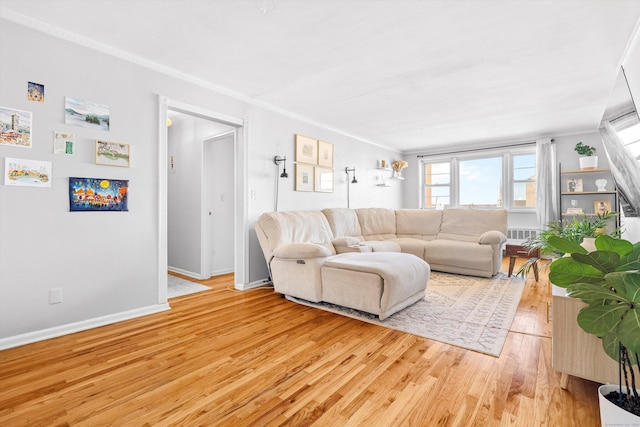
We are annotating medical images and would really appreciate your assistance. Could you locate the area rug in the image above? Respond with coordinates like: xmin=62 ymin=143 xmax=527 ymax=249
xmin=167 ymin=274 xmax=210 ymax=298
xmin=286 ymin=271 xmax=525 ymax=357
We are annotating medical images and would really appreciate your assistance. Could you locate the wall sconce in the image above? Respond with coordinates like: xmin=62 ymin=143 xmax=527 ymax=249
xmin=273 ymin=155 xmax=288 ymax=211
xmin=274 ymin=155 xmax=288 ymax=178
xmin=345 ymin=167 xmax=358 ymax=208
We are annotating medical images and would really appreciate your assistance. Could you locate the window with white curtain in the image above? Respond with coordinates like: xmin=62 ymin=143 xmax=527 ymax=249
xmin=617 ymin=122 xmax=640 ymax=159
xmin=421 ymin=146 xmax=536 ymax=210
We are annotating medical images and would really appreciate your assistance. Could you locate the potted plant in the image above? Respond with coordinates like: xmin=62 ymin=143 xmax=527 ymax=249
xmin=575 ymin=141 xmax=598 ymax=170
xmin=547 ymin=234 xmax=640 ymax=423
xmin=516 ymin=212 xmax=618 ymax=276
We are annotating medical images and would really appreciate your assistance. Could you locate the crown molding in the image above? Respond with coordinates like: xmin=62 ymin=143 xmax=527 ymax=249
xmin=0 ymin=7 xmax=398 ymax=153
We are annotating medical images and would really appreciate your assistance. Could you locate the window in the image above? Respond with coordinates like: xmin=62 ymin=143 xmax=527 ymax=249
xmin=421 ymin=147 xmax=536 ymax=210
xmin=423 ymin=162 xmax=450 ymax=209
xmin=459 ymin=156 xmax=502 ymax=208
xmin=512 ymin=153 xmax=536 ymax=208
xmin=618 ymin=122 xmax=640 ymax=159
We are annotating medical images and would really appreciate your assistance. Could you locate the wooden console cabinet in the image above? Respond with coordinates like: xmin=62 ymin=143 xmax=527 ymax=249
xmin=552 ymin=285 xmax=622 ymax=388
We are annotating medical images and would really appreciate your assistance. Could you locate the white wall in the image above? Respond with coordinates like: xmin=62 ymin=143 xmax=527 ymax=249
xmin=0 ymin=18 xmax=403 ymax=345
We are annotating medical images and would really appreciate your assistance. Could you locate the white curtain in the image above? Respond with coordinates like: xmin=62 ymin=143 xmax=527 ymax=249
xmin=600 ymin=121 xmax=640 ymax=214
xmin=536 ymin=138 xmax=558 ymax=228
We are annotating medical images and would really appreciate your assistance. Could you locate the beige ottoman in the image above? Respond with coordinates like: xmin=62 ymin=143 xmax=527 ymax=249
xmin=320 ymin=252 xmax=430 ymax=320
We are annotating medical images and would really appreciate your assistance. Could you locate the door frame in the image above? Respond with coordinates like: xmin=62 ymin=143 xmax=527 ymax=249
xmin=158 ymin=96 xmax=249 ymax=304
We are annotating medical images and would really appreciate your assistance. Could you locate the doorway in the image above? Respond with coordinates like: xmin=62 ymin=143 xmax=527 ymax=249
xmin=158 ymin=96 xmax=248 ymax=303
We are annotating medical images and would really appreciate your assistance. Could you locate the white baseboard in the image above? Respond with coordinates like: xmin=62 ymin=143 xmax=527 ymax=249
xmin=168 ymin=266 xmax=201 ymax=279
xmin=236 ymin=277 xmax=272 ymax=291
xmin=0 ymin=303 xmax=170 ymax=351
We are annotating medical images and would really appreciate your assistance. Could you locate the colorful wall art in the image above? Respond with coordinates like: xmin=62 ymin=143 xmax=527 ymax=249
xmin=0 ymin=106 xmax=32 ymax=148
xmin=64 ymin=97 xmax=110 ymax=131
xmin=69 ymin=177 xmax=129 ymax=211
xmin=4 ymin=157 xmax=52 ymax=187
xmin=27 ymin=82 xmax=44 ymax=102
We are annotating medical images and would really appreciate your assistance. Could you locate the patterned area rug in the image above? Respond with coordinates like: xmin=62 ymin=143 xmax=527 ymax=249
xmin=287 ymin=271 xmax=525 ymax=357
xmin=167 ymin=274 xmax=210 ymax=298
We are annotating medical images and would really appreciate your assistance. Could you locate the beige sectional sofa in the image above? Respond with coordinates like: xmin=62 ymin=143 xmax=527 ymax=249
xmin=255 ymin=210 xmax=430 ymax=319
xmin=323 ymin=207 xmax=507 ymax=277
xmin=255 ymin=207 xmax=507 ymax=319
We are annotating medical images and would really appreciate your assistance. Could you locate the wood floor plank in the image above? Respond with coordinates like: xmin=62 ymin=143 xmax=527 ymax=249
xmin=0 ymin=262 xmax=602 ymax=426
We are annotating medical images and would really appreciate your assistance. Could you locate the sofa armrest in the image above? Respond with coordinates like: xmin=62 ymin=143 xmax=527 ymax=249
xmin=478 ymin=230 xmax=507 ymax=245
xmin=272 ymin=243 xmax=332 ymax=259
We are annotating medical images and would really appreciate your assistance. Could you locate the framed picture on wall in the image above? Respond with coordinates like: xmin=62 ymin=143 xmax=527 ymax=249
xmin=295 ymin=163 xmax=314 ymax=192
xmin=317 ymin=140 xmax=333 ymax=168
xmin=96 ymin=140 xmax=130 ymax=167
xmin=314 ymin=166 xmax=334 ymax=192
xmin=295 ymin=134 xmax=318 ymax=165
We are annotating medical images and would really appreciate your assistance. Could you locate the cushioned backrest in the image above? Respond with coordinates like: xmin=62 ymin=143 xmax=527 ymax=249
xmin=438 ymin=208 xmax=508 ymax=242
xmin=322 ymin=208 xmax=364 ymax=240
xmin=256 ymin=211 xmax=336 ymax=261
xmin=355 ymin=208 xmax=397 ymax=240
xmin=395 ymin=209 xmax=442 ymax=240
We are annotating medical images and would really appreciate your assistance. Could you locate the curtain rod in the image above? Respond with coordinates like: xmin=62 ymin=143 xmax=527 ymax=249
xmin=416 ymin=139 xmax=553 ymax=158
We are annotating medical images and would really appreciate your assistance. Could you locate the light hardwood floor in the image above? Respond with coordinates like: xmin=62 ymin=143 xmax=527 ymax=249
xmin=0 ymin=259 xmax=600 ymax=426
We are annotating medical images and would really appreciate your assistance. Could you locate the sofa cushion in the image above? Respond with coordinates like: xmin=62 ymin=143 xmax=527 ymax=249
xmin=256 ymin=211 xmax=336 ymax=261
xmin=356 ymin=208 xmax=397 ymax=240
xmin=389 ymin=238 xmax=427 ymax=258
xmin=423 ymin=240 xmax=494 ymax=275
xmin=322 ymin=208 xmax=364 ymax=240
xmin=438 ymin=208 xmax=508 ymax=242
xmin=395 ymin=209 xmax=442 ymax=240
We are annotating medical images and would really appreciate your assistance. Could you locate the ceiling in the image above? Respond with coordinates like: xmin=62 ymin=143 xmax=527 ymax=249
xmin=2 ymin=0 xmax=640 ymax=153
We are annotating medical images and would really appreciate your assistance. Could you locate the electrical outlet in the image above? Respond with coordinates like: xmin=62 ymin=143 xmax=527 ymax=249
xmin=49 ymin=288 xmax=62 ymax=304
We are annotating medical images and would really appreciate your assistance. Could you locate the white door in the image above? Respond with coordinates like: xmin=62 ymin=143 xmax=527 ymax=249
xmin=204 ymin=132 xmax=235 ymax=277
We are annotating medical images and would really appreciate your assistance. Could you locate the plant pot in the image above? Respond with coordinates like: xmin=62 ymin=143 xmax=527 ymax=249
xmin=581 ymin=237 xmax=597 ymax=252
xmin=598 ymin=384 xmax=640 ymax=425
xmin=579 ymin=156 xmax=598 ymax=170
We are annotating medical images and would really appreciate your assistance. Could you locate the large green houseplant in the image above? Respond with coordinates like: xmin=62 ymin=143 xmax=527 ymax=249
xmin=548 ymin=234 xmax=640 ymax=417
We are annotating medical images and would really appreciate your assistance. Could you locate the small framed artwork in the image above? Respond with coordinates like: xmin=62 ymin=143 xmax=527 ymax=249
xmin=54 ymin=131 xmax=75 ymax=155
xmin=594 ymin=200 xmax=612 ymax=214
xmin=314 ymin=166 xmax=334 ymax=192
xmin=96 ymin=140 xmax=130 ymax=167
xmin=317 ymin=140 xmax=334 ymax=168
xmin=295 ymin=134 xmax=318 ymax=165
xmin=27 ymin=82 xmax=44 ymax=103
xmin=566 ymin=178 xmax=583 ymax=193
xmin=69 ymin=177 xmax=129 ymax=211
xmin=295 ymin=163 xmax=314 ymax=192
